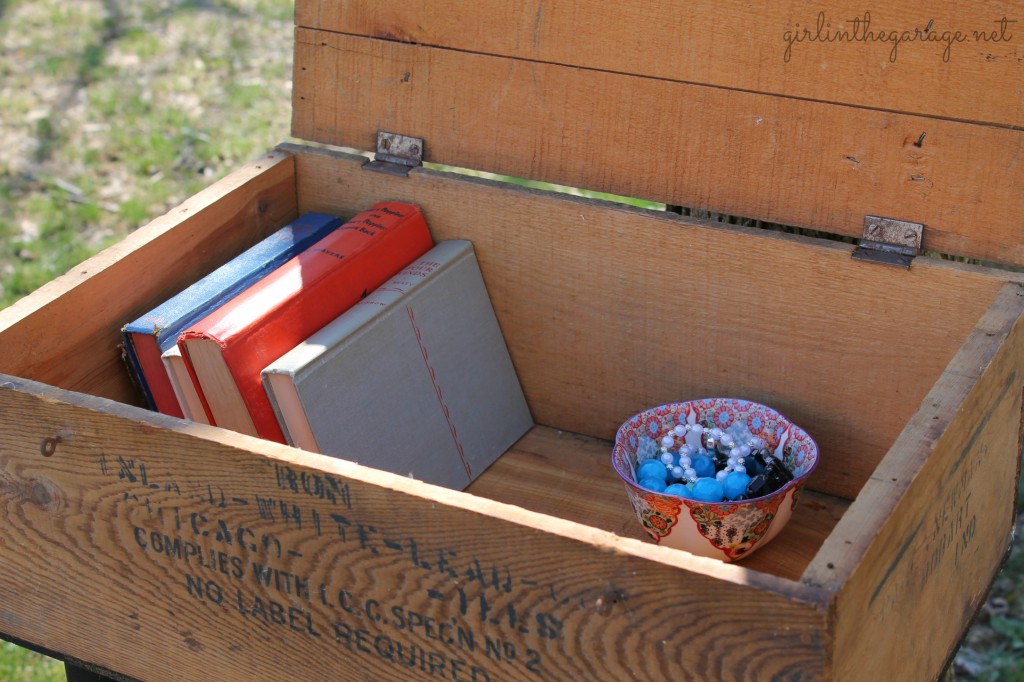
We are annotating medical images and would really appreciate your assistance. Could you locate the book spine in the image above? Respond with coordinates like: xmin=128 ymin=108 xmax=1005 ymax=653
xmin=121 ymin=212 xmax=341 ymax=418
xmin=149 ymin=213 xmax=343 ymax=346
xmin=185 ymin=202 xmax=433 ymax=443
xmin=263 ymin=242 xmax=470 ymax=445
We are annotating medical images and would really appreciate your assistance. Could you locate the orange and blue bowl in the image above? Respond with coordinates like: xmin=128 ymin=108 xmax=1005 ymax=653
xmin=612 ymin=398 xmax=819 ymax=562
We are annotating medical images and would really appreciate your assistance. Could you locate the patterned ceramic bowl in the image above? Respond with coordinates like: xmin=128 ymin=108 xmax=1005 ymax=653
xmin=612 ymin=399 xmax=819 ymax=562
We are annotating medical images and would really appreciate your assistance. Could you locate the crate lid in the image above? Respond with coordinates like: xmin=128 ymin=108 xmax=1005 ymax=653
xmin=292 ymin=1 xmax=1023 ymax=266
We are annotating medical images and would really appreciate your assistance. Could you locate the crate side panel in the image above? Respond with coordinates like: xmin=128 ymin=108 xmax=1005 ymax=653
xmin=0 ymin=379 xmax=828 ymax=681
xmin=292 ymin=30 xmax=1024 ymax=266
xmin=0 ymin=151 xmax=298 ymax=403
xmin=289 ymin=144 xmax=1006 ymax=501
xmin=297 ymin=0 xmax=1024 ymax=127
xmin=812 ymin=282 xmax=1024 ymax=681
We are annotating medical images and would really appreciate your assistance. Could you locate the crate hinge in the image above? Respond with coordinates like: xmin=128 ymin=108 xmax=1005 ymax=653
xmin=363 ymin=132 xmax=424 ymax=176
xmin=851 ymin=215 xmax=924 ymax=269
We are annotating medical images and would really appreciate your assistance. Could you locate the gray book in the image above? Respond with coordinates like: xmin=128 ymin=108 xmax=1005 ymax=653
xmin=261 ymin=240 xmax=533 ymax=490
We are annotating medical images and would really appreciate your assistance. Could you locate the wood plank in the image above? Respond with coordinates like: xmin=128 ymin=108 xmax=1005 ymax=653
xmin=468 ymin=426 xmax=851 ymax=582
xmin=297 ymin=0 xmax=1024 ymax=127
xmin=0 ymin=376 xmax=829 ymax=681
xmin=288 ymin=143 xmax=1010 ymax=502
xmin=292 ymin=30 xmax=1024 ymax=266
xmin=804 ymin=282 xmax=1024 ymax=681
xmin=0 ymin=151 xmax=298 ymax=405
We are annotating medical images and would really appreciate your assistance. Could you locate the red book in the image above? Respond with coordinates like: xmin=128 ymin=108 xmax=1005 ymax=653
xmin=178 ymin=202 xmax=433 ymax=442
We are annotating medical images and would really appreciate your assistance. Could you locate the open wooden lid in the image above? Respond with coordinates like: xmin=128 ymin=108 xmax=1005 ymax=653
xmin=292 ymin=1 xmax=1023 ymax=266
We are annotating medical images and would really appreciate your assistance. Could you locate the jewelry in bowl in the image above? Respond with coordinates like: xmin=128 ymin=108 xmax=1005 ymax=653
xmin=612 ymin=398 xmax=819 ymax=561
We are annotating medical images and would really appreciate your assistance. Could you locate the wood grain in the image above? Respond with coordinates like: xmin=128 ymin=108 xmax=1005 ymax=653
xmin=0 ymin=151 xmax=298 ymax=405
xmin=468 ymin=427 xmax=851 ymax=582
xmin=287 ymin=143 xmax=1011 ymax=502
xmin=806 ymin=282 xmax=1024 ymax=680
xmin=296 ymin=0 xmax=1024 ymax=127
xmin=0 ymin=140 xmax=1020 ymax=680
xmin=0 ymin=376 xmax=828 ymax=681
xmin=292 ymin=30 xmax=1024 ymax=266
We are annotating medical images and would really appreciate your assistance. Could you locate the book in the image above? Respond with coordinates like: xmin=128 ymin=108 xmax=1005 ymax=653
xmin=178 ymin=201 xmax=434 ymax=442
xmin=162 ymin=345 xmax=208 ymax=423
xmin=261 ymin=240 xmax=533 ymax=490
xmin=121 ymin=212 xmax=343 ymax=417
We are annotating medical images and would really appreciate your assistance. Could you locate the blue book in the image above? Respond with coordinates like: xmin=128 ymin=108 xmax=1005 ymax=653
xmin=122 ymin=212 xmax=343 ymax=417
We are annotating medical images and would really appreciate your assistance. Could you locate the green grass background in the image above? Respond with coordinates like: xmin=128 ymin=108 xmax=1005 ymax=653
xmin=1 ymin=0 xmax=1022 ymax=680
xmin=0 ymin=642 xmax=62 ymax=682
xmin=0 ymin=0 xmax=296 ymax=309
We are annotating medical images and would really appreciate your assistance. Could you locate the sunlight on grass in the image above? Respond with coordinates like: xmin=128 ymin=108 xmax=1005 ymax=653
xmin=424 ymin=161 xmax=666 ymax=211
xmin=0 ymin=0 xmax=297 ymax=309
xmin=0 ymin=642 xmax=64 ymax=682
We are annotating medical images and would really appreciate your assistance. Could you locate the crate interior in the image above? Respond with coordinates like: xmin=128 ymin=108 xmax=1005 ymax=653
xmin=0 ymin=145 xmax=1010 ymax=585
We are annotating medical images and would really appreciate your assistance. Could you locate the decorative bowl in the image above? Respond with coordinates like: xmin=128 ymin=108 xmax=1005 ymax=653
xmin=612 ymin=398 xmax=819 ymax=562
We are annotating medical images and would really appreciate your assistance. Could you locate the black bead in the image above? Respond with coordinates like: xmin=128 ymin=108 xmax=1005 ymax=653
xmin=746 ymin=474 xmax=771 ymax=498
xmin=764 ymin=456 xmax=794 ymax=488
xmin=713 ymin=451 xmax=729 ymax=471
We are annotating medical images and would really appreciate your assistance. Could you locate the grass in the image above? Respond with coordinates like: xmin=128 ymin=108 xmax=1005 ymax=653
xmin=0 ymin=642 xmax=64 ymax=682
xmin=1 ymin=0 xmax=1023 ymax=680
xmin=0 ymin=0 xmax=297 ymax=308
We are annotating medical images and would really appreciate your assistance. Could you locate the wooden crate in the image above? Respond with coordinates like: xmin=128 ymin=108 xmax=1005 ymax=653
xmin=2 ymin=2 xmax=1023 ymax=680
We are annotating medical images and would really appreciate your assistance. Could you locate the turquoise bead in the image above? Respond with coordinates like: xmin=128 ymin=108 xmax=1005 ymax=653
xmin=723 ymin=471 xmax=752 ymax=500
xmin=691 ymin=478 xmax=725 ymax=502
xmin=640 ymin=477 xmax=668 ymax=493
xmin=691 ymin=454 xmax=715 ymax=479
xmin=664 ymin=483 xmax=691 ymax=498
xmin=637 ymin=459 xmax=668 ymax=482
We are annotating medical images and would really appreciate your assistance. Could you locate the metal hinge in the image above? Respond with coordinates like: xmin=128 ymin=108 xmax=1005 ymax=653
xmin=363 ymin=131 xmax=424 ymax=176
xmin=851 ymin=216 xmax=924 ymax=268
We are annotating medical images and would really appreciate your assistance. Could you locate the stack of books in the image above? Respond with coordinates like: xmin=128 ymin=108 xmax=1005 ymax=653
xmin=121 ymin=202 xmax=533 ymax=490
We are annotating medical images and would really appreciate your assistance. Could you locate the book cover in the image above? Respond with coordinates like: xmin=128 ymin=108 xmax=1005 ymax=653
xmin=122 ymin=212 xmax=343 ymax=417
xmin=179 ymin=201 xmax=434 ymax=442
xmin=261 ymin=240 xmax=533 ymax=490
